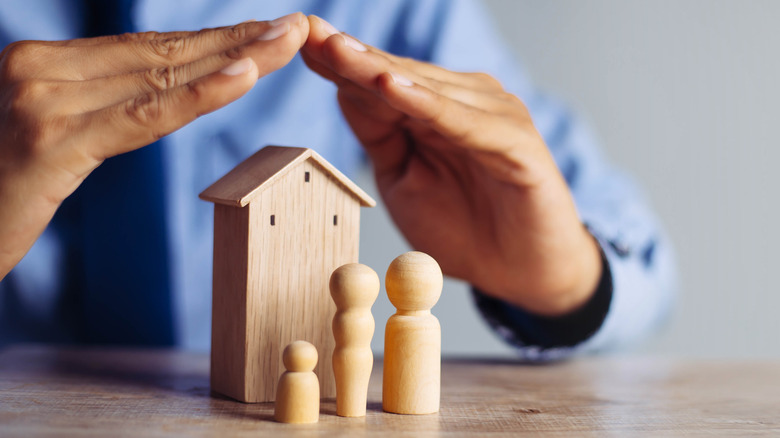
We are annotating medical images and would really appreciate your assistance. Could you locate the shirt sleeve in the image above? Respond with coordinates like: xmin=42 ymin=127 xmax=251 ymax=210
xmin=390 ymin=0 xmax=678 ymax=358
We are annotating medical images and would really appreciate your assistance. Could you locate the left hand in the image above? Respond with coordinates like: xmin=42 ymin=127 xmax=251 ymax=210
xmin=302 ymin=16 xmax=602 ymax=316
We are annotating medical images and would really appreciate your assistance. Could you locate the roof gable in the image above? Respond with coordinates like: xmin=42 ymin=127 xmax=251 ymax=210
xmin=199 ymin=146 xmax=376 ymax=208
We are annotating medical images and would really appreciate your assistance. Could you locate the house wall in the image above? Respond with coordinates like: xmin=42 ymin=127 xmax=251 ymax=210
xmin=210 ymin=204 xmax=250 ymax=401
xmin=245 ymin=158 xmax=360 ymax=401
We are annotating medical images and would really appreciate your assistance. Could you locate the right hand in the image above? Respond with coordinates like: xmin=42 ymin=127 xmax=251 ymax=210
xmin=0 ymin=12 xmax=309 ymax=280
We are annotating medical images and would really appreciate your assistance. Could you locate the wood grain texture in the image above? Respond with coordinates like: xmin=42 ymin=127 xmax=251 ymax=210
xmin=1 ymin=346 xmax=779 ymax=437
xmin=206 ymin=147 xmax=371 ymax=403
xmin=330 ymin=263 xmax=380 ymax=417
xmin=210 ymin=204 xmax=250 ymax=402
xmin=274 ymin=341 xmax=320 ymax=423
xmin=383 ymin=251 xmax=443 ymax=415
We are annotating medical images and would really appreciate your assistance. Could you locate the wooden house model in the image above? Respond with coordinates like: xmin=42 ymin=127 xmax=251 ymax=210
xmin=199 ymin=146 xmax=375 ymax=403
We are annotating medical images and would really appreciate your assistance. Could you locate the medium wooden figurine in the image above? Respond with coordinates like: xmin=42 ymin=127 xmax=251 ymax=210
xmin=275 ymin=341 xmax=320 ymax=423
xmin=199 ymin=146 xmax=375 ymax=403
xmin=330 ymin=263 xmax=379 ymax=417
xmin=382 ymin=251 xmax=443 ymax=415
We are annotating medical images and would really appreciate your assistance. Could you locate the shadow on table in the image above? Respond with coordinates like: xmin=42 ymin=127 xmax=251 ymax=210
xmin=1 ymin=346 xmax=306 ymax=423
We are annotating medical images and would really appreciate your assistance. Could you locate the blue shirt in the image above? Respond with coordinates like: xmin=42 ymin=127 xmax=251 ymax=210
xmin=0 ymin=0 xmax=676 ymax=358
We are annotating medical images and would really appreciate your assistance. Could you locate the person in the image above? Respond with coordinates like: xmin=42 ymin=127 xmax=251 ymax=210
xmin=0 ymin=0 xmax=675 ymax=360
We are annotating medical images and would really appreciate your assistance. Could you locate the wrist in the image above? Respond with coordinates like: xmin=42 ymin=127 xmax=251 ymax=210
xmin=477 ymin=226 xmax=603 ymax=317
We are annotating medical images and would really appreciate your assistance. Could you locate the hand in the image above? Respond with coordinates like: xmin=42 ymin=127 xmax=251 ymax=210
xmin=303 ymin=16 xmax=602 ymax=316
xmin=0 ymin=13 xmax=310 ymax=280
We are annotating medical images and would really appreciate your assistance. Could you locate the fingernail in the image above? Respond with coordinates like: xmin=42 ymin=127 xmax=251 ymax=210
xmin=270 ymin=12 xmax=301 ymax=27
xmin=317 ymin=16 xmax=339 ymax=36
xmin=342 ymin=34 xmax=367 ymax=52
xmin=257 ymin=23 xmax=290 ymax=41
xmin=221 ymin=58 xmax=254 ymax=76
xmin=390 ymin=72 xmax=414 ymax=87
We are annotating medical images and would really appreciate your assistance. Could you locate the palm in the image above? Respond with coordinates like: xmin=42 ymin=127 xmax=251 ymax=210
xmin=343 ymin=102 xmax=563 ymax=297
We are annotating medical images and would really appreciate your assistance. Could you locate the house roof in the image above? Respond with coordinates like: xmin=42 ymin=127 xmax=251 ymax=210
xmin=199 ymin=146 xmax=376 ymax=208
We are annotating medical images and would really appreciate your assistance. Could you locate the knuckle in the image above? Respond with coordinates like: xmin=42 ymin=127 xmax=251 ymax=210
xmin=11 ymin=79 xmax=50 ymax=104
xmin=5 ymin=79 xmax=53 ymax=119
xmin=223 ymin=45 xmax=247 ymax=62
xmin=223 ymin=24 xmax=248 ymax=43
xmin=472 ymin=72 xmax=503 ymax=90
xmin=506 ymin=94 xmax=531 ymax=118
xmin=0 ymin=41 xmax=41 ymax=81
xmin=395 ymin=55 xmax=415 ymax=68
xmin=500 ymin=91 xmax=525 ymax=107
xmin=117 ymin=31 xmax=160 ymax=42
xmin=185 ymin=80 xmax=208 ymax=104
xmin=147 ymin=36 xmax=187 ymax=59
xmin=143 ymin=66 xmax=177 ymax=91
xmin=125 ymin=92 xmax=164 ymax=127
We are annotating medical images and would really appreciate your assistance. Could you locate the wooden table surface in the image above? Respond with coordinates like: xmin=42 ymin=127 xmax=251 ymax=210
xmin=0 ymin=346 xmax=778 ymax=437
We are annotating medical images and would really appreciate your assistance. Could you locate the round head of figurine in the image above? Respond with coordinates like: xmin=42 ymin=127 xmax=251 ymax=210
xmin=282 ymin=340 xmax=318 ymax=372
xmin=385 ymin=251 xmax=443 ymax=311
xmin=329 ymin=263 xmax=380 ymax=309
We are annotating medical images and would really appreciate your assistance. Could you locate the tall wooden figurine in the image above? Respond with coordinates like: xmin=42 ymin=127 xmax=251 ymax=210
xmin=330 ymin=263 xmax=379 ymax=417
xmin=199 ymin=146 xmax=375 ymax=403
xmin=382 ymin=251 xmax=443 ymax=415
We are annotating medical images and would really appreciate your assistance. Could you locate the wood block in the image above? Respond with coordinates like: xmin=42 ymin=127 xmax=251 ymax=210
xmin=382 ymin=251 xmax=443 ymax=415
xmin=330 ymin=263 xmax=379 ymax=417
xmin=275 ymin=341 xmax=320 ymax=423
xmin=202 ymin=146 xmax=376 ymax=403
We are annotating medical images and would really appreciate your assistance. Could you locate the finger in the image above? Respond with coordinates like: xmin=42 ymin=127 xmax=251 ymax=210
xmin=303 ymin=41 xmax=514 ymax=116
xmin=10 ymin=13 xmax=306 ymax=81
xmin=77 ymin=13 xmax=304 ymax=77
xmin=383 ymin=52 xmax=504 ymax=93
xmin=44 ymin=30 xmax=200 ymax=47
xmin=76 ymin=57 xmax=259 ymax=162
xmin=44 ymin=21 xmax=258 ymax=47
xmin=304 ymin=15 xmax=411 ymax=90
xmin=304 ymin=15 xmax=503 ymax=93
xmin=301 ymin=50 xmax=348 ymax=87
xmin=55 ymin=23 xmax=309 ymax=113
xmin=337 ymin=85 xmax=409 ymax=180
xmin=315 ymin=31 xmax=493 ymax=109
xmin=376 ymin=71 xmax=525 ymax=155
xmin=306 ymin=52 xmax=409 ymax=178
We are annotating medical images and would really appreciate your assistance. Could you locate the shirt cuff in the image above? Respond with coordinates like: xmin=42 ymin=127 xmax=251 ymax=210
xmin=472 ymin=242 xmax=613 ymax=361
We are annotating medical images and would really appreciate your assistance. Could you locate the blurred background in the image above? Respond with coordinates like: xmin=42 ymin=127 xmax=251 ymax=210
xmin=362 ymin=0 xmax=779 ymax=358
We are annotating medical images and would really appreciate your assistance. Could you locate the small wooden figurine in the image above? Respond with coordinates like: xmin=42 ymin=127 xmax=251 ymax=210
xmin=382 ymin=251 xmax=443 ymax=415
xmin=199 ymin=146 xmax=375 ymax=403
xmin=275 ymin=341 xmax=320 ymax=423
xmin=330 ymin=263 xmax=379 ymax=417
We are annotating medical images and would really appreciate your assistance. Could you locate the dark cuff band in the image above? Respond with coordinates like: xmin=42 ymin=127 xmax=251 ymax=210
xmin=473 ymin=247 xmax=613 ymax=350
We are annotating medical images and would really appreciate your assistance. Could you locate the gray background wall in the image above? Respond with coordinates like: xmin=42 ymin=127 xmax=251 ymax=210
xmin=362 ymin=0 xmax=780 ymax=358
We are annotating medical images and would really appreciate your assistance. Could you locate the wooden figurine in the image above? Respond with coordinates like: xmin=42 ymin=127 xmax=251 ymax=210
xmin=199 ymin=146 xmax=375 ymax=403
xmin=330 ymin=263 xmax=379 ymax=417
xmin=382 ymin=251 xmax=443 ymax=415
xmin=275 ymin=341 xmax=320 ymax=423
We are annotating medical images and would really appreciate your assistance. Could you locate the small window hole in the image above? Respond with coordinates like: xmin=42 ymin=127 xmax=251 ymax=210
xmin=333 ymin=215 xmax=338 ymax=226
xmin=270 ymin=215 xmax=276 ymax=226
xmin=304 ymin=171 xmax=310 ymax=182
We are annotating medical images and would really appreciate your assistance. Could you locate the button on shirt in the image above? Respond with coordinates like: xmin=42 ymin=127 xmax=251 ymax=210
xmin=0 ymin=0 xmax=676 ymax=359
